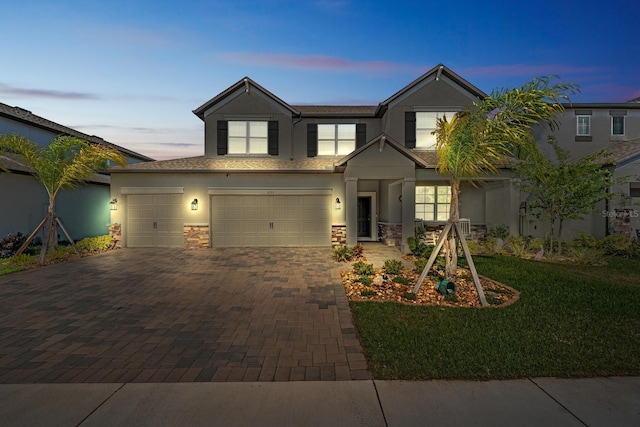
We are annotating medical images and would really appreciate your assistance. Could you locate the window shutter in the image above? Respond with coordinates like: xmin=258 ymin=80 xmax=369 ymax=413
xmin=268 ymin=120 xmax=279 ymax=155
xmin=405 ymin=112 xmax=416 ymax=149
xmin=217 ymin=120 xmax=228 ymax=155
xmin=356 ymin=123 xmax=367 ymax=149
xmin=307 ymin=123 xmax=318 ymax=157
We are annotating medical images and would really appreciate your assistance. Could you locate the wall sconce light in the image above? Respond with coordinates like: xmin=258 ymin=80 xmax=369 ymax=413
xmin=335 ymin=198 xmax=341 ymax=210
xmin=110 ymin=198 xmax=118 ymax=211
xmin=191 ymin=198 xmax=198 ymax=211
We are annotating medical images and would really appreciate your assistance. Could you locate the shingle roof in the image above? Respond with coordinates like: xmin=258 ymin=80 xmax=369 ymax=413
xmin=109 ymin=156 xmax=341 ymax=173
xmin=0 ymin=153 xmax=110 ymax=184
xmin=596 ymin=138 xmax=640 ymax=166
xmin=0 ymin=102 xmax=154 ymax=162
xmin=293 ymin=105 xmax=377 ymax=117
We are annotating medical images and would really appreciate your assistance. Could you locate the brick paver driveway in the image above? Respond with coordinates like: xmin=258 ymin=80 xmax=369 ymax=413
xmin=0 ymin=248 xmax=371 ymax=383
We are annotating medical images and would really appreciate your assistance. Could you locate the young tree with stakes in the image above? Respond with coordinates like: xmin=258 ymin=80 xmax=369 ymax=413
xmin=0 ymin=134 xmax=126 ymax=264
xmin=413 ymin=76 xmax=579 ymax=306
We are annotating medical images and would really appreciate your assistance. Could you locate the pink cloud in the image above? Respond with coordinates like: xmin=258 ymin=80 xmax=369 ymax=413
xmin=220 ymin=52 xmax=415 ymax=74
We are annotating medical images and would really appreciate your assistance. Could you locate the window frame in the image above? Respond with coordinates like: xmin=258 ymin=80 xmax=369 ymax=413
xmin=612 ymin=116 xmax=625 ymax=136
xmin=576 ymin=115 xmax=591 ymax=136
xmin=415 ymin=111 xmax=458 ymax=151
xmin=227 ymin=120 xmax=269 ymax=155
xmin=415 ymin=185 xmax=451 ymax=222
xmin=316 ymin=123 xmax=356 ymax=156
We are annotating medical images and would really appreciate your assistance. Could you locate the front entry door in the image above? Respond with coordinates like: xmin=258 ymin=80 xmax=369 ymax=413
xmin=357 ymin=196 xmax=371 ymax=238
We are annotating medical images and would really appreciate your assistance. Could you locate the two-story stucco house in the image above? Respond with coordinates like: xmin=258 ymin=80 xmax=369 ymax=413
xmin=526 ymin=100 xmax=640 ymax=239
xmin=0 ymin=102 xmax=153 ymax=241
xmin=109 ymin=64 xmax=522 ymax=252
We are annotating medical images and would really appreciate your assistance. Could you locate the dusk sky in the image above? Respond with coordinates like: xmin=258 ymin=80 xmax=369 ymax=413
xmin=2 ymin=0 xmax=639 ymax=160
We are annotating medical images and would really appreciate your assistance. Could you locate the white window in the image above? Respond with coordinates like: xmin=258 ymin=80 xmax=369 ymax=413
xmin=416 ymin=185 xmax=451 ymax=221
xmin=228 ymin=121 xmax=268 ymax=154
xmin=612 ymin=116 xmax=625 ymax=135
xmin=415 ymin=112 xmax=457 ymax=150
xmin=577 ymin=116 xmax=591 ymax=136
xmin=317 ymin=124 xmax=356 ymax=155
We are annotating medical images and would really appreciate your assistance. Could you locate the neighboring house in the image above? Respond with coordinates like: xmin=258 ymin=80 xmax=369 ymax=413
xmin=108 ymin=64 xmax=640 ymax=252
xmin=0 ymin=102 xmax=153 ymax=241
xmin=527 ymin=101 xmax=640 ymax=239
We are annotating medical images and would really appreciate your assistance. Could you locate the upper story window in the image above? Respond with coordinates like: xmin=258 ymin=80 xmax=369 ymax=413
xmin=416 ymin=185 xmax=451 ymax=221
xmin=576 ymin=116 xmax=591 ymax=136
xmin=612 ymin=116 xmax=625 ymax=135
xmin=415 ymin=112 xmax=457 ymax=150
xmin=228 ymin=121 xmax=268 ymax=154
xmin=317 ymin=124 xmax=356 ymax=156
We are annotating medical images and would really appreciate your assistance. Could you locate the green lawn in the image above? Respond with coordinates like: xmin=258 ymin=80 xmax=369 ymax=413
xmin=350 ymin=255 xmax=640 ymax=380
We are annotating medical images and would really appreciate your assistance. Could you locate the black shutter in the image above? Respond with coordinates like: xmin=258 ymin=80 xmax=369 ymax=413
xmin=268 ymin=121 xmax=279 ymax=155
xmin=217 ymin=120 xmax=228 ymax=155
xmin=307 ymin=123 xmax=318 ymax=157
xmin=405 ymin=111 xmax=416 ymax=149
xmin=356 ymin=123 xmax=367 ymax=149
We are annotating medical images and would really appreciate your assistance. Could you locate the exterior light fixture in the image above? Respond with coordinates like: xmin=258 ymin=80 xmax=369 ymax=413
xmin=110 ymin=198 xmax=118 ymax=211
xmin=191 ymin=198 xmax=198 ymax=211
xmin=335 ymin=198 xmax=341 ymax=210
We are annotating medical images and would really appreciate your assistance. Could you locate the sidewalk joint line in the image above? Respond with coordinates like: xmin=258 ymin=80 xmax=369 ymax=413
xmin=76 ymin=382 xmax=126 ymax=427
xmin=527 ymin=377 xmax=589 ymax=427
xmin=372 ymin=380 xmax=389 ymax=427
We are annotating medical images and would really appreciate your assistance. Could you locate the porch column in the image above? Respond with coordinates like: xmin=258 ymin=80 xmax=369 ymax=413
xmin=401 ymin=178 xmax=416 ymax=253
xmin=345 ymin=177 xmax=358 ymax=246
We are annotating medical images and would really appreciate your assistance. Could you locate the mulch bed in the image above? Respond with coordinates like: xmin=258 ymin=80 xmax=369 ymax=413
xmin=342 ymin=255 xmax=519 ymax=308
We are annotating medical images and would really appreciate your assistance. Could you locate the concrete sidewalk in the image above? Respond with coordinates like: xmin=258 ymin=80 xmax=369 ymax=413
xmin=1 ymin=377 xmax=638 ymax=426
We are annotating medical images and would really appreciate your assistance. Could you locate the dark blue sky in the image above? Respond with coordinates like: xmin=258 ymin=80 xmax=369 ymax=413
xmin=2 ymin=0 xmax=638 ymax=159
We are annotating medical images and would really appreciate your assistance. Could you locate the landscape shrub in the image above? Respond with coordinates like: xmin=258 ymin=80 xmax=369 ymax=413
xmin=571 ymin=232 xmax=597 ymax=249
xmin=508 ymin=235 xmax=529 ymax=257
xmin=597 ymin=235 xmax=632 ymax=256
xmin=392 ymin=275 xmax=411 ymax=285
xmin=383 ymin=259 xmax=403 ymax=275
xmin=352 ymin=261 xmax=374 ymax=276
xmin=76 ymin=235 xmax=113 ymax=252
xmin=487 ymin=224 xmax=509 ymax=240
xmin=7 ymin=253 xmax=37 ymax=266
xmin=566 ymin=246 xmax=607 ymax=265
xmin=332 ymin=245 xmax=354 ymax=262
xmin=0 ymin=232 xmax=28 ymax=258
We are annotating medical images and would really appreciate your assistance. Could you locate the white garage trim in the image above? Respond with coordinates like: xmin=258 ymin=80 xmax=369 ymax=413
xmin=208 ymin=187 xmax=332 ymax=196
xmin=121 ymin=187 xmax=184 ymax=194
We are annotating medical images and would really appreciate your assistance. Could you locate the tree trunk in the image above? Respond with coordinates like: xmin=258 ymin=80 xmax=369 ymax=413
xmin=445 ymin=181 xmax=460 ymax=280
xmin=558 ymin=220 xmax=564 ymax=255
xmin=39 ymin=200 xmax=58 ymax=265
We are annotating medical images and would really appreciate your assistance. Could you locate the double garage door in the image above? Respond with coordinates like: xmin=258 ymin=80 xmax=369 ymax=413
xmin=211 ymin=194 xmax=331 ymax=247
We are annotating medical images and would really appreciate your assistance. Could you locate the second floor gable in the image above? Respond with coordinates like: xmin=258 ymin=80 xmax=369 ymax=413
xmin=193 ymin=64 xmax=486 ymax=162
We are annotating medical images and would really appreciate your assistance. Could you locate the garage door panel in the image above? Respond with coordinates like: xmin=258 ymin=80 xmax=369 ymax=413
xmin=127 ymin=194 xmax=183 ymax=247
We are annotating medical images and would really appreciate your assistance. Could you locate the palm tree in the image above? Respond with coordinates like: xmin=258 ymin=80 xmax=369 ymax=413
xmin=0 ymin=134 xmax=126 ymax=264
xmin=414 ymin=76 xmax=578 ymax=304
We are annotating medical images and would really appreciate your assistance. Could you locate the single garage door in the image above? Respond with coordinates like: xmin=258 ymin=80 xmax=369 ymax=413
xmin=127 ymin=194 xmax=183 ymax=247
xmin=211 ymin=194 xmax=330 ymax=246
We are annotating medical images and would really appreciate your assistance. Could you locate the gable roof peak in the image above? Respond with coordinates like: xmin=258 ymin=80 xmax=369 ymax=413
xmin=375 ymin=64 xmax=486 ymax=116
xmin=193 ymin=76 xmax=299 ymax=120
